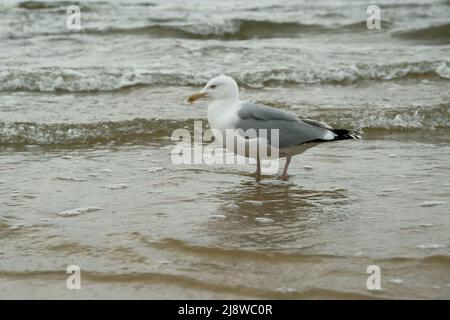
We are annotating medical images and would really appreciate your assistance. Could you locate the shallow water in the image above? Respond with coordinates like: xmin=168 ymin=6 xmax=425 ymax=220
xmin=0 ymin=0 xmax=450 ymax=299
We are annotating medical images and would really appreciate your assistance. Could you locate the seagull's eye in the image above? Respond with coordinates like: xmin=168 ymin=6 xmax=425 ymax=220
xmin=210 ymin=85 xmax=217 ymax=89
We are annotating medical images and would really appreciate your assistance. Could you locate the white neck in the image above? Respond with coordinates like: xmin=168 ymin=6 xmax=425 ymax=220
xmin=207 ymin=97 xmax=240 ymax=130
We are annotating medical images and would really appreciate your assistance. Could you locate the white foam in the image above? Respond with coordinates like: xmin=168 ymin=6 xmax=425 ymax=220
xmin=9 ymin=223 xmax=26 ymax=230
xmin=245 ymin=200 xmax=263 ymax=206
xmin=276 ymin=287 xmax=298 ymax=293
xmin=2 ymin=62 xmax=448 ymax=93
xmin=388 ymin=278 xmax=403 ymax=284
xmin=417 ymin=244 xmax=446 ymax=250
xmin=255 ymin=217 xmax=274 ymax=223
xmin=146 ymin=167 xmax=165 ymax=173
xmin=381 ymin=188 xmax=400 ymax=192
xmin=210 ymin=215 xmax=226 ymax=219
xmin=224 ymin=203 xmax=239 ymax=209
xmin=431 ymin=285 xmax=441 ymax=290
xmin=420 ymin=200 xmax=447 ymax=207
xmin=56 ymin=176 xmax=87 ymax=182
xmin=388 ymin=154 xmax=398 ymax=158
xmin=57 ymin=207 xmax=102 ymax=217
xmin=419 ymin=223 xmax=434 ymax=228
xmin=104 ymin=184 xmax=129 ymax=190
xmin=413 ymin=180 xmax=429 ymax=184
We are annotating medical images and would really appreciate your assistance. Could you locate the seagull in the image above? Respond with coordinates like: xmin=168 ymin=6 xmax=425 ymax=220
xmin=188 ymin=75 xmax=360 ymax=180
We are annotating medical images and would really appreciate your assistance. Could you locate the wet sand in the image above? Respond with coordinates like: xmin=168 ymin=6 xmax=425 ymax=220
xmin=1 ymin=129 xmax=450 ymax=298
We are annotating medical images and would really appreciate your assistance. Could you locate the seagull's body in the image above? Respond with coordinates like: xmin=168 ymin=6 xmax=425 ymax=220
xmin=188 ymin=75 xmax=359 ymax=179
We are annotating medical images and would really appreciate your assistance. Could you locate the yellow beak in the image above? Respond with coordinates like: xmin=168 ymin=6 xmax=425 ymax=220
xmin=187 ymin=92 xmax=207 ymax=103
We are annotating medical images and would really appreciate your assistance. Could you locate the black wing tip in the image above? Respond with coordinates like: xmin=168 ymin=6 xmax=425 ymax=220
xmin=332 ymin=129 xmax=362 ymax=140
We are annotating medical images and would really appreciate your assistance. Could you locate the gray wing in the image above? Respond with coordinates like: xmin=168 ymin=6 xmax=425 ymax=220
xmin=235 ymin=101 xmax=336 ymax=149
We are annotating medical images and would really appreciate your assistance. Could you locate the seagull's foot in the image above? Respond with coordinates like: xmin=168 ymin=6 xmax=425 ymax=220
xmin=255 ymin=158 xmax=261 ymax=180
xmin=278 ymin=174 xmax=290 ymax=181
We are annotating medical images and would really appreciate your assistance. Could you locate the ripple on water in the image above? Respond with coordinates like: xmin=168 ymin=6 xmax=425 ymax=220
xmin=210 ymin=215 xmax=227 ymax=219
xmin=145 ymin=167 xmax=165 ymax=173
xmin=57 ymin=207 xmax=102 ymax=217
xmin=103 ymin=184 xmax=129 ymax=190
xmin=56 ymin=176 xmax=87 ymax=182
xmin=416 ymin=244 xmax=446 ymax=250
xmin=9 ymin=223 xmax=26 ymax=230
xmin=420 ymin=201 xmax=447 ymax=207
xmin=245 ymin=200 xmax=263 ymax=206
xmin=276 ymin=287 xmax=298 ymax=293
xmin=255 ymin=217 xmax=274 ymax=224
xmin=388 ymin=278 xmax=404 ymax=284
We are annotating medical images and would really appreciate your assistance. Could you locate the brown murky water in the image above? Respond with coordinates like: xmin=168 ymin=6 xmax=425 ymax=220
xmin=1 ymin=0 xmax=450 ymax=299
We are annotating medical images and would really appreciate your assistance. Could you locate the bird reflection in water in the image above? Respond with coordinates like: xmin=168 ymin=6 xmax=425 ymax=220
xmin=206 ymin=179 xmax=349 ymax=250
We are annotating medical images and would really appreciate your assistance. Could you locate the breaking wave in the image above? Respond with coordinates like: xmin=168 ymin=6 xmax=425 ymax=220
xmin=4 ymin=18 xmax=390 ymax=40
xmin=0 ymin=118 xmax=189 ymax=145
xmin=1 ymin=104 xmax=448 ymax=145
xmin=89 ymin=20 xmax=328 ymax=39
xmin=83 ymin=19 xmax=391 ymax=40
xmin=0 ymin=61 xmax=448 ymax=92
xmin=0 ymin=68 xmax=205 ymax=92
xmin=7 ymin=3 xmax=448 ymax=45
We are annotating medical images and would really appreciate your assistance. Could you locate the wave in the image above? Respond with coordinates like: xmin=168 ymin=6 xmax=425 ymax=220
xmin=240 ymin=61 xmax=450 ymax=87
xmin=1 ymin=105 xmax=448 ymax=146
xmin=85 ymin=20 xmax=329 ymax=40
xmin=84 ymin=19 xmax=391 ymax=40
xmin=1 ymin=18 xmax=365 ymax=40
xmin=1 ymin=18 xmax=388 ymax=40
xmin=17 ymin=1 xmax=104 ymax=11
xmin=17 ymin=1 xmax=155 ymax=10
xmin=141 ymin=237 xmax=450 ymax=266
xmin=9 ymin=15 xmax=449 ymax=44
xmin=18 ymin=1 xmax=77 ymax=10
xmin=0 ymin=68 xmax=206 ymax=92
xmin=393 ymin=23 xmax=450 ymax=44
xmin=10 ymin=4 xmax=447 ymax=44
xmin=0 ymin=269 xmax=377 ymax=299
xmin=0 ymin=118 xmax=190 ymax=145
xmin=0 ymin=61 xmax=448 ymax=92
xmin=319 ymin=104 xmax=450 ymax=133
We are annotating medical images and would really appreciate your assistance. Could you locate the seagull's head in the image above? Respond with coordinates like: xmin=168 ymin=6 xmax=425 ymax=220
xmin=188 ymin=75 xmax=239 ymax=103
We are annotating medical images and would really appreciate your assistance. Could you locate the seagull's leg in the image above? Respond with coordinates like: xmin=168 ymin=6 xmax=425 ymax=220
xmin=255 ymin=155 xmax=261 ymax=178
xmin=280 ymin=155 xmax=292 ymax=180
